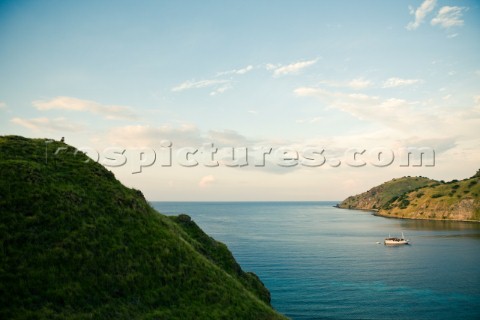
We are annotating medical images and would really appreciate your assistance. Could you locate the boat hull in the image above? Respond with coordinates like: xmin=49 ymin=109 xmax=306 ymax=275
xmin=384 ymin=239 xmax=409 ymax=245
xmin=384 ymin=232 xmax=409 ymax=245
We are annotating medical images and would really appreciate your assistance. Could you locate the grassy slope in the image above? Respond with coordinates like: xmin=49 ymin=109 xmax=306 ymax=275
xmin=379 ymin=173 xmax=480 ymax=221
xmin=0 ymin=136 xmax=286 ymax=320
xmin=338 ymin=170 xmax=480 ymax=222
xmin=338 ymin=176 xmax=437 ymax=210
xmin=169 ymin=214 xmax=272 ymax=304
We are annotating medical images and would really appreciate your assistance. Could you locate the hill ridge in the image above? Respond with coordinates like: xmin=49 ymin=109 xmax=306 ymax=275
xmin=0 ymin=135 xmax=286 ymax=319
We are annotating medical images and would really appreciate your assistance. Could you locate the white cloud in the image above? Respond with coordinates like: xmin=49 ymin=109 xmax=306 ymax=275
xmin=347 ymin=78 xmax=372 ymax=90
xmin=382 ymin=77 xmax=422 ymax=88
xmin=175 ymin=65 xmax=253 ymax=95
xmin=294 ymin=86 xmax=480 ymax=155
xmin=290 ymin=108 xmax=479 ymax=183
xmin=431 ymin=6 xmax=466 ymax=29
xmin=294 ymin=86 xmax=429 ymax=131
xmin=406 ymin=0 xmax=437 ymax=30
xmin=171 ymin=79 xmax=230 ymax=92
xmin=270 ymin=58 xmax=318 ymax=77
xmin=296 ymin=117 xmax=323 ymax=124
xmin=265 ymin=63 xmax=278 ymax=71
xmin=217 ymin=65 xmax=254 ymax=76
xmin=199 ymin=175 xmax=215 ymax=188
xmin=472 ymin=95 xmax=480 ymax=117
xmin=33 ymin=96 xmax=137 ymax=120
xmin=106 ymin=124 xmax=253 ymax=150
xmin=107 ymin=123 xmax=202 ymax=147
xmin=0 ymin=102 xmax=6 ymax=109
xmin=318 ymin=78 xmax=372 ymax=90
xmin=236 ymin=65 xmax=254 ymax=74
xmin=207 ymin=129 xmax=251 ymax=146
xmin=294 ymin=87 xmax=320 ymax=97
xmin=210 ymin=84 xmax=232 ymax=96
xmin=11 ymin=117 xmax=84 ymax=132
xmin=399 ymin=136 xmax=457 ymax=154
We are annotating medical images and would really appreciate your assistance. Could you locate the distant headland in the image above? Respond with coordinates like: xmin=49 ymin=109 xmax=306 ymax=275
xmin=338 ymin=170 xmax=480 ymax=222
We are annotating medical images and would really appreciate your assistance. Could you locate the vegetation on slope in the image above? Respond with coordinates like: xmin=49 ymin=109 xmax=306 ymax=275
xmin=338 ymin=176 xmax=437 ymax=210
xmin=380 ymin=171 xmax=480 ymax=221
xmin=169 ymin=214 xmax=271 ymax=304
xmin=338 ymin=170 xmax=480 ymax=222
xmin=0 ymin=135 xmax=286 ymax=319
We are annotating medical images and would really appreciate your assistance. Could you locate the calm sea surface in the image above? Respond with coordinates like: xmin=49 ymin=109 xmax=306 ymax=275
xmin=151 ymin=201 xmax=480 ymax=320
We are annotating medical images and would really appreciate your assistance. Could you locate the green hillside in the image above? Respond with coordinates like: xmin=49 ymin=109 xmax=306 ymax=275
xmin=338 ymin=176 xmax=437 ymax=210
xmin=338 ymin=170 xmax=480 ymax=222
xmin=0 ymin=135 xmax=287 ymax=319
xmin=379 ymin=171 xmax=480 ymax=221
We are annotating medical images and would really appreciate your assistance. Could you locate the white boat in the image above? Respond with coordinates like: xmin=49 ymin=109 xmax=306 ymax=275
xmin=384 ymin=232 xmax=409 ymax=245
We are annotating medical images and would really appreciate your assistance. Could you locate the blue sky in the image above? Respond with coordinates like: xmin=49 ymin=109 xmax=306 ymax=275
xmin=1 ymin=0 xmax=479 ymax=200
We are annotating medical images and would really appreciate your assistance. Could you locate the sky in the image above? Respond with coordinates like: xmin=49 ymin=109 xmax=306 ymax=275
xmin=1 ymin=0 xmax=479 ymax=201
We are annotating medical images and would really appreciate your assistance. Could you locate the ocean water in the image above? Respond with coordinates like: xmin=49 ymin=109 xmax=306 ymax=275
xmin=151 ymin=201 xmax=480 ymax=320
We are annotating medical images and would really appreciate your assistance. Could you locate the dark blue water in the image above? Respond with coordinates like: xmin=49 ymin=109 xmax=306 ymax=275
xmin=151 ymin=201 xmax=480 ymax=320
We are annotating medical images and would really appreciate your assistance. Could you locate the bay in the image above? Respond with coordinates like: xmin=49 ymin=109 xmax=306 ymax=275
xmin=151 ymin=201 xmax=480 ymax=320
